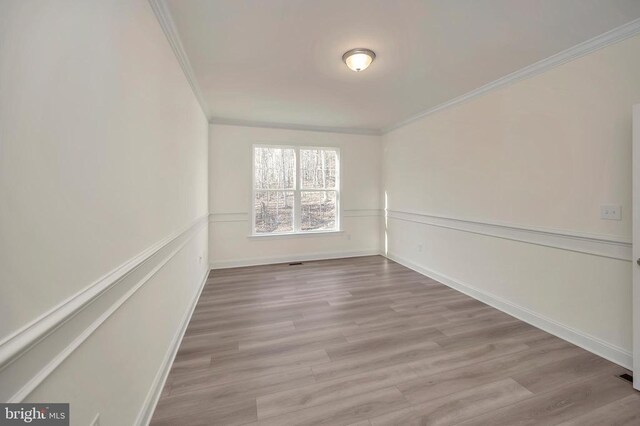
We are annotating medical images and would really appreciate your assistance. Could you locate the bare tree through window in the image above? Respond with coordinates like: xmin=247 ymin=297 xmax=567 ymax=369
xmin=254 ymin=147 xmax=295 ymax=233
xmin=253 ymin=146 xmax=339 ymax=234
xmin=300 ymin=149 xmax=337 ymax=231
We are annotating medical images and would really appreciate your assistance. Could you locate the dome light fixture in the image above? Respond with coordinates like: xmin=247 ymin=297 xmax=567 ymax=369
xmin=342 ymin=48 xmax=376 ymax=72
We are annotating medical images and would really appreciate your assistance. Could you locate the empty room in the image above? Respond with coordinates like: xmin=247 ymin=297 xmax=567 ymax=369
xmin=3 ymin=1 xmax=640 ymax=425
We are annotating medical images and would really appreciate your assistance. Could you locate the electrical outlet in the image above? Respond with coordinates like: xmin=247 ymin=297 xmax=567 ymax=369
xmin=417 ymin=243 xmax=423 ymax=252
xmin=90 ymin=413 xmax=100 ymax=426
xmin=346 ymin=234 xmax=351 ymax=241
xmin=198 ymin=255 xmax=203 ymax=264
xmin=600 ymin=205 xmax=621 ymax=220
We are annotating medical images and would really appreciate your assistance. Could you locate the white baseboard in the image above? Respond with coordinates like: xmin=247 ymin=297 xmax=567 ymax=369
xmin=0 ymin=217 xmax=208 ymax=403
xmin=210 ymin=250 xmax=380 ymax=269
xmin=135 ymin=268 xmax=209 ymax=426
xmin=384 ymin=251 xmax=632 ymax=370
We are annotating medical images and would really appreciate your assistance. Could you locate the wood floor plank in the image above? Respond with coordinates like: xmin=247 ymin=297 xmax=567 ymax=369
xmin=150 ymin=256 xmax=637 ymax=425
xmin=178 ymin=320 xmax=296 ymax=356
xmin=435 ymin=313 xmax=518 ymax=336
xmin=439 ymin=305 xmax=498 ymax=322
xmin=557 ymin=394 xmax=640 ymax=426
xmin=257 ymin=386 xmax=409 ymax=426
xmin=398 ymin=338 xmax=584 ymax=404
xmin=150 ymin=397 xmax=257 ymax=426
xmin=169 ymin=349 xmax=330 ymax=391
xmin=312 ymin=341 xmax=442 ymax=382
xmin=511 ymin=351 xmax=623 ymax=393
xmin=342 ymin=321 xmax=441 ymax=343
xmin=370 ymin=378 xmax=533 ymax=426
xmin=166 ymin=367 xmax=315 ymax=403
xmin=456 ymin=372 xmax=633 ymax=426
xmin=256 ymin=363 xmax=417 ymax=419
xmin=237 ymin=323 xmax=354 ymax=351
xmin=354 ymin=310 xmax=447 ymax=329
xmin=405 ymin=340 xmax=530 ymax=379
xmin=433 ymin=321 xmax=542 ymax=351
xmin=326 ymin=327 xmax=444 ymax=361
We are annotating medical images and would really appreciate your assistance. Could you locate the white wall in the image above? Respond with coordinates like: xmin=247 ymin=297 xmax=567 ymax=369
xmin=209 ymin=124 xmax=381 ymax=268
xmin=0 ymin=1 xmax=208 ymax=424
xmin=383 ymin=34 xmax=640 ymax=367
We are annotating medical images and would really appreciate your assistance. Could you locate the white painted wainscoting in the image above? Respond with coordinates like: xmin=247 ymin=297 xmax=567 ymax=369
xmin=208 ymin=123 xmax=384 ymax=270
xmin=209 ymin=210 xmax=382 ymax=269
xmin=380 ymin=33 xmax=640 ymax=371
xmin=0 ymin=218 xmax=208 ymax=424
xmin=383 ymin=210 xmax=632 ymax=369
xmin=386 ymin=210 xmax=631 ymax=261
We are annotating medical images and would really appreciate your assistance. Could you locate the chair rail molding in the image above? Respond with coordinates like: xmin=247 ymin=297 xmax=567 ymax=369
xmin=0 ymin=215 xmax=209 ymax=402
xmin=386 ymin=209 xmax=631 ymax=261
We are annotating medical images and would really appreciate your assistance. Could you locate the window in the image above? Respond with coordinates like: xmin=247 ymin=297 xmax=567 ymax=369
xmin=253 ymin=145 xmax=340 ymax=235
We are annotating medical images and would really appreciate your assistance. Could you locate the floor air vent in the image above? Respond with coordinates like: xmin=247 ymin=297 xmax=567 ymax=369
xmin=289 ymin=262 xmax=303 ymax=266
xmin=619 ymin=373 xmax=633 ymax=383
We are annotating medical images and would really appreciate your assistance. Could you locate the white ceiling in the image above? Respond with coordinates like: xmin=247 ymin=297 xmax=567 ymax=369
xmin=164 ymin=0 xmax=640 ymax=133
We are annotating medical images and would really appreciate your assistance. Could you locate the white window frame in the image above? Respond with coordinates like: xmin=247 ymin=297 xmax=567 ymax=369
xmin=251 ymin=144 xmax=341 ymax=236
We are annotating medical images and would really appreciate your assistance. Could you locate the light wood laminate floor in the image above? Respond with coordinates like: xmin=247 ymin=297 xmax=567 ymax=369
xmin=150 ymin=256 xmax=639 ymax=425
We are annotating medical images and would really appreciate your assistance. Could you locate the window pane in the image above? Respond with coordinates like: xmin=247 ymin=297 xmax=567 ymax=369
xmin=254 ymin=191 xmax=294 ymax=233
xmin=254 ymin=147 xmax=295 ymax=189
xmin=300 ymin=149 xmax=337 ymax=189
xmin=301 ymin=191 xmax=336 ymax=231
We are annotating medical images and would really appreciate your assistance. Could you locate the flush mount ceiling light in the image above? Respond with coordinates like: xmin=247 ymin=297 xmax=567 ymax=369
xmin=342 ymin=48 xmax=376 ymax=72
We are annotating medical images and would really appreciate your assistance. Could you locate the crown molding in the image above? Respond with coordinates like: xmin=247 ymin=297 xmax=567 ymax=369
xmin=148 ymin=0 xmax=209 ymax=118
xmin=209 ymin=117 xmax=381 ymax=136
xmin=150 ymin=2 xmax=640 ymax=137
xmin=211 ymin=17 xmax=640 ymax=136
xmin=381 ymin=18 xmax=640 ymax=134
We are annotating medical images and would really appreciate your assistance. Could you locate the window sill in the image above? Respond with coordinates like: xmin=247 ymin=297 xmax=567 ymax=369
xmin=248 ymin=230 xmax=344 ymax=240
